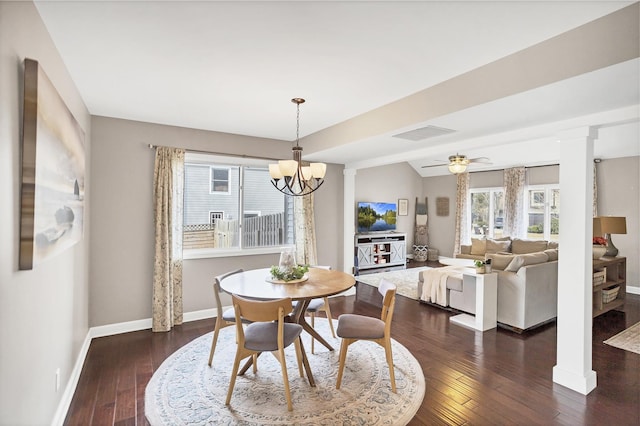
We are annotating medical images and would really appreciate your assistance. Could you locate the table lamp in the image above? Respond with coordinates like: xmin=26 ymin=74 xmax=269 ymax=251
xmin=593 ymin=216 xmax=627 ymax=257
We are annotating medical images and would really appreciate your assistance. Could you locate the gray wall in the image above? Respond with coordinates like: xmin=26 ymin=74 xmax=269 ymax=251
xmin=90 ymin=116 xmax=344 ymax=326
xmin=422 ymin=174 xmax=458 ymax=257
xmin=420 ymin=160 xmax=639 ymax=290
xmin=0 ymin=2 xmax=91 ymax=424
xmin=596 ymin=156 xmax=639 ymax=290
xmin=354 ymin=163 xmax=424 ymax=248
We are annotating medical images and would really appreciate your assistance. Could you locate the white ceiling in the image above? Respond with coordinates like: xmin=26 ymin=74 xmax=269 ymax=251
xmin=34 ymin=0 xmax=640 ymax=176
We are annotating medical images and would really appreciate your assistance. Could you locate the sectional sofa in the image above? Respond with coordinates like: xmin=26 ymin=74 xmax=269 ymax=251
xmin=418 ymin=238 xmax=559 ymax=332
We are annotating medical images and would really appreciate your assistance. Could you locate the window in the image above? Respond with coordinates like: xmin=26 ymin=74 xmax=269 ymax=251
xmin=210 ymin=167 xmax=230 ymax=193
xmin=526 ymin=185 xmax=559 ymax=241
xmin=469 ymin=188 xmax=504 ymax=239
xmin=209 ymin=211 xmax=224 ymax=224
xmin=184 ymin=153 xmax=293 ymax=255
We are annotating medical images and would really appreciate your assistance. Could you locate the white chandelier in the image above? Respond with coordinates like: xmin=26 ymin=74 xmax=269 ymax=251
xmin=269 ymin=98 xmax=326 ymax=196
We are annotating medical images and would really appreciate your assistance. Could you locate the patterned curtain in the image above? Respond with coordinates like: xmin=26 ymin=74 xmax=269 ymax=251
xmin=294 ymin=193 xmax=318 ymax=266
xmin=453 ymin=172 xmax=470 ymax=255
xmin=152 ymin=147 xmax=185 ymax=332
xmin=503 ymin=167 xmax=526 ymax=238
xmin=593 ymin=161 xmax=598 ymax=217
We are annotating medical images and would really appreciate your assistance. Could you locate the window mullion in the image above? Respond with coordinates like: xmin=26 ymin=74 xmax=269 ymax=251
xmin=239 ymin=166 xmax=244 ymax=249
xmin=544 ymin=188 xmax=551 ymax=240
xmin=488 ymin=190 xmax=495 ymax=238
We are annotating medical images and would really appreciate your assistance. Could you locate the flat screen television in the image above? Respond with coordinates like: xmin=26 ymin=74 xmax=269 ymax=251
xmin=357 ymin=201 xmax=397 ymax=233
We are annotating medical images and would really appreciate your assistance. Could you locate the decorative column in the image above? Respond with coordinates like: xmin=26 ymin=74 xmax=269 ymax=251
xmin=552 ymin=126 xmax=597 ymax=394
xmin=343 ymin=168 xmax=357 ymax=274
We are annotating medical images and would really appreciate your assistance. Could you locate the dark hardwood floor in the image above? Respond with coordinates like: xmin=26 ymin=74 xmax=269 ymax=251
xmin=65 ymin=282 xmax=640 ymax=425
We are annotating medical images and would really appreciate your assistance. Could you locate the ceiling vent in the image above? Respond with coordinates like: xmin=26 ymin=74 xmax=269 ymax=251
xmin=392 ymin=125 xmax=456 ymax=141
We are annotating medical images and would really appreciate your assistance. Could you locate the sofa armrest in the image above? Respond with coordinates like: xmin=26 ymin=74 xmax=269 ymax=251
xmin=497 ymin=260 xmax=558 ymax=330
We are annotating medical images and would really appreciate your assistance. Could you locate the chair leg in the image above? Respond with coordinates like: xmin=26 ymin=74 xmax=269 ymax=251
xmin=208 ymin=321 xmax=222 ymax=366
xmin=310 ymin=313 xmax=316 ymax=354
xmin=225 ymin=350 xmax=244 ymax=406
xmin=275 ymin=347 xmax=293 ymax=411
xmin=322 ymin=297 xmax=336 ymax=338
xmin=384 ymin=338 xmax=396 ymax=393
xmin=293 ymin=338 xmax=304 ymax=377
xmin=335 ymin=339 xmax=350 ymax=389
xmin=252 ymin=353 xmax=258 ymax=374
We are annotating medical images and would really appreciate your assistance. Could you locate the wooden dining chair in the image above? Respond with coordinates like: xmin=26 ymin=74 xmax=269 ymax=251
xmin=208 ymin=269 xmax=246 ymax=367
xmin=296 ymin=266 xmax=337 ymax=353
xmin=226 ymin=295 xmax=308 ymax=411
xmin=335 ymin=278 xmax=398 ymax=393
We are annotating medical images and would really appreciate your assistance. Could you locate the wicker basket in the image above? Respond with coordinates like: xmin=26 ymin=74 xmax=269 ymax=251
xmin=602 ymin=286 xmax=620 ymax=304
xmin=593 ymin=268 xmax=606 ymax=286
xmin=413 ymin=245 xmax=428 ymax=262
xmin=427 ymin=248 xmax=439 ymax=261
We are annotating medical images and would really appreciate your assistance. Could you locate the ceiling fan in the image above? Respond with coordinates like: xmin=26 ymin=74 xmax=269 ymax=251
xmin=421 ymin=154 xmax=492 ymax=174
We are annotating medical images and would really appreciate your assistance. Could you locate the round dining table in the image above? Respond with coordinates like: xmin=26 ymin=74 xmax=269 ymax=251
xmin=220 ymin=267 xmax=356 ymax=386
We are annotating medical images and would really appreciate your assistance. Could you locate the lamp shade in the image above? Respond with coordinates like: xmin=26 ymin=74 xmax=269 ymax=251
xmin=594 ymin=216 xmax=627 ymax=235
xmin=448 ymin=163 xmax=467 ymax=174
xmin=278 ymin=160 xmax=298 ymax=177
xmin=300 ymin=166 xmax=313 ymax=180
xmin=310 ymin=162 xmax=327 ymax=179
xmin=269 ymin=163 xmax=283 ymax=179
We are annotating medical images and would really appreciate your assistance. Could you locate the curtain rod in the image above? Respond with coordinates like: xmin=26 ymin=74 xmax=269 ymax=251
xmin=467 ymin=163 xmax=559 ymax=174
xmin=147 ymin=143 xmax=283 ymax=162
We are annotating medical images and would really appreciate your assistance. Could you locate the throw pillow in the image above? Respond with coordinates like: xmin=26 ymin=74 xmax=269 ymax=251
xmin=470 ymin=238 xmax=486 ymax=255
xmin=548 ymin=241 xmax=559 ymax=249
xmin=505 ymin=252 xmax=550 ymax=272
xmin=511 ymin=238 xmax=549 ymax=254
xmin=544 ymin=248 xmax=559 ymax=261
xmin=486 ymin=239 xmax=511 ymax=254
xmin=485 ymin=253 xmax=515 ymax=270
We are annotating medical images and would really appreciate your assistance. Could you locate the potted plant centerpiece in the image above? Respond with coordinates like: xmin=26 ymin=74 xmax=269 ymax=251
xmin=270 ymin=248 xmax=309 ymax=283
xmin=270 ymin=264 xmax=309 ymax=282
xmin=474 ymin=259 xmax=486 ymax=274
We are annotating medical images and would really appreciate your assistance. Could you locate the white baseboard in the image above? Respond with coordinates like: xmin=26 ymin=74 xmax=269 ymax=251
xmin=90 ymin=317 xmax=153 ymax=338
xmin=51 ymin=332 xmax=92 ymax=426
xmin=626 ymin=285 xmax=639 ymax=295
xmin=184 ymin=307 xmax=218 ymax=322
xmin=552 ymin=365 xmax=597 ymax=395
xmin=51 ymin=308 xmax=220 ymax=425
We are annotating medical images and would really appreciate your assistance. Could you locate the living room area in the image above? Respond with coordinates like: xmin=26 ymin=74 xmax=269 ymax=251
xmin=1 ymin=1 xmax=639 ymax=425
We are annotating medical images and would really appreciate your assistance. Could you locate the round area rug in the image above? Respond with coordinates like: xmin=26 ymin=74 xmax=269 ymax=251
xmin=145 ymin=319 xmax=425 ymax=425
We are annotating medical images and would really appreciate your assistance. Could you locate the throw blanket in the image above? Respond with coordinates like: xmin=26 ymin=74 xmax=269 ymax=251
xmin=420 ymin=266 xmax=465 ymax=306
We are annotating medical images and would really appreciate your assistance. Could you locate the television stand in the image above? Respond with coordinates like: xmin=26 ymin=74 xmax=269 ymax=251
xmin=354 ymin=232 xmax=406 ymax=275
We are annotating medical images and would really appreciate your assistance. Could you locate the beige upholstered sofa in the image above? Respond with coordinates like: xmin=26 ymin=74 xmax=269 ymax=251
xmin=419 ymin=239 xmax=559 ymax=332
xmin=456 ymin=237 xmax=557 ymax=261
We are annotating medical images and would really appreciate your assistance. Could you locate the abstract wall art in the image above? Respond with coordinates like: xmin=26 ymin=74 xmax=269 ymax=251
xmin=19 ymin=58 xmax=85 ymax=270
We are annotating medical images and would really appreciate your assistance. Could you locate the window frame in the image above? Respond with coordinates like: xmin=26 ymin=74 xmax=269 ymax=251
xmin=209 ymin=166 xmax=231 ymax=194
xmin=525 ymin=184 xmax=560 ymax=241
xmin=183 ymin=153 xmax=294 ymax=260
xmin=209 ymin=211 xmax=224 ymax=224
xmin=468 ymin=187 xmax=504 ymax=239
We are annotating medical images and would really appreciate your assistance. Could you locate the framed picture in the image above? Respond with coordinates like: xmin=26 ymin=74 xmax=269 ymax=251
xmin=19 ymin=58 xmax=85 ymax=270
xmin=436 ymin=197 xmax=450 ymax=216
xmin=398 ymin=199 xmax=408 ymax=216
